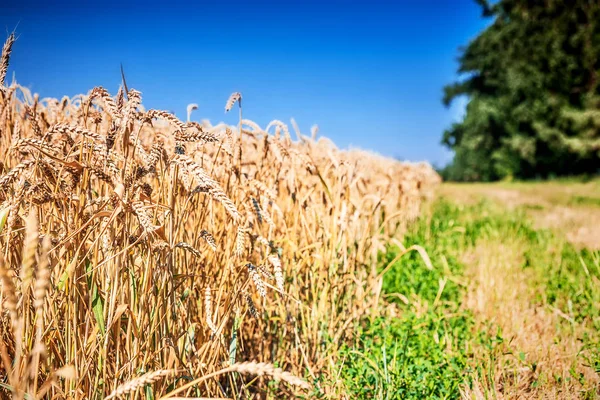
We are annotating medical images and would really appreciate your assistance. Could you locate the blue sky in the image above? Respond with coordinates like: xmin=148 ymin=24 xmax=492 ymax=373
xmin=1 ymin=1 xmax=488 ymax=166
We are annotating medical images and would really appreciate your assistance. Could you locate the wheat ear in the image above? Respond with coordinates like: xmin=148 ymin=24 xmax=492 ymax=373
xmin=225 ymin=92 xmax=241 ymax=112
xmin=105 ymin=369 xmax=179 ymax=399
xmin=20 ymin=210 xmax=38 ymax=299
xmin=235 ymin=226 xmax=246 ymax=257
xmin=159 ymin=361 xmax=309 ymax=399
xmin=204 ymin=286 xmax=217 ymax=335
xmin=247 ymin=263 xmax=266 ymax=298
xmin=0 ymin=32 xmax=15 ymax=87
xmin=0 ymin=252 xmax=18 ymax=328
xmin=244 ymin=291 xmax=259 ymax=318
xmin=268 ymin=255 xmax=284 ymax=293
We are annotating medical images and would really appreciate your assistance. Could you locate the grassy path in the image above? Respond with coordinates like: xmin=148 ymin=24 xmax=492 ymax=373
xmin=337 ymin=182 xmax=600 ymax=399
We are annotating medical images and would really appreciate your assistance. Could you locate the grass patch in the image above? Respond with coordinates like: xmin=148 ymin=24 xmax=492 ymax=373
xmin=338 ymin=197 xmax=600 ymax=398
xmin=338 ymin=200 xmax=476 ymax=399
xmin=568 ymin=195 xmax=600 ymax=207
xmin=339 ymin=313 xmax=473 ymax=399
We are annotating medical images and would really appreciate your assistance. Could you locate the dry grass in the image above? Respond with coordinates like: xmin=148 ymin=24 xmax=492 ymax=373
xmin=0 ymin=34 xmax=439 ymax=398
xmin=440 ymin=182 xmax=600 ymax=249
xmin=462 ymin=239 xmax=599 ymax=399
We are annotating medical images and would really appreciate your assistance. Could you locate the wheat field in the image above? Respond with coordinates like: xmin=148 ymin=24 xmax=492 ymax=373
xmin=0 ymin=33 xmax=440 ymax=399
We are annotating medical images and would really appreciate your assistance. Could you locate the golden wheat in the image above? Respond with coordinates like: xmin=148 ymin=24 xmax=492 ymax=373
xmin=0 ymin=32 xmax=15 ymax=88
xmin=105 ymin=369 xmax=180 ymax=400
xmin=0 ymin=32 xmax=440 ymax=399
xmin=224 ymin=92 xmax=241 ymax=112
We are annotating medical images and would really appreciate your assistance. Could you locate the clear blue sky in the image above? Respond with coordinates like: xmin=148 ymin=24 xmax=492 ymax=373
xmin=1 ymin=0 xmax=488 ymax=166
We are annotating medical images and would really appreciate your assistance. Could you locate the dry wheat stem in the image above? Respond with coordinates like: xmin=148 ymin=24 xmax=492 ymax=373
xmin=105 ymin=369 xmax=180 ymax=400
xmin=159 ymin=361 xmax=309 ymax=399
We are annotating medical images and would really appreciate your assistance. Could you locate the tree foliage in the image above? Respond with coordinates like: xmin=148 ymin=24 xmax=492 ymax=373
xmin=442 ymin=0 xmax=600 ymax=181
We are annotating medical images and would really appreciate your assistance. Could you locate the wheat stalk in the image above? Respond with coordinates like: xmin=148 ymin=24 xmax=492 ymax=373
xmin=0 ymin=32 xmax=15 ymax=87
xmin=244 ymin=291 xmax=259 ymax=318
xmin=174 ymin=242 xmax=201 ymax=257
xmin=204 ymin=286 xmax=217 ymax=335
xmin=247 ymin=263 xmax=266 ymax=298
xmin=0 ymin=160 xmax=36 ymax=189
xmin=147 ymin=109 xmax=186 ymax=132
xmin=50 ymin=123 xmax=107 ymax=143
xmin=88 ymin=86 xmax=118 ymax=118
xmin=235 ymin=226 xmax=246 ymax=258
xmin=186 ymin=103 xmax=198 ymax=122
xmin=268 ymin=255 xmax=284 ymax=293
xmin=224 ymin=92 xmax=241 ymax=112
xmin=256 ymin=263 xmax=273 ymax=280
xmin=160 ymin=361 xmax=309 ymax=399
xmin=199 ymin=229 xmax=217 ymax=251
xmin=20 ymin=210 xmax=38 ymax=298
xmin=105 ymin=369 xmax=179 ymax=399
xmin=0 ymin=252 xmax=18 ymax=328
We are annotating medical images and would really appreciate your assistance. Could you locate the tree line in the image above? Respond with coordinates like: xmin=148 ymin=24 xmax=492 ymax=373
xmin=441 ymin=0 xmax=600 ymax=181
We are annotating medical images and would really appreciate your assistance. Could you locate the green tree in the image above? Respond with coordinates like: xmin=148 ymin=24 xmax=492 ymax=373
xmin=442 ymin=0 xmax=600 ymax=181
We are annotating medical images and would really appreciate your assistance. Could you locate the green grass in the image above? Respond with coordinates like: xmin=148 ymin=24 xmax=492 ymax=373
xmin=568 ymin=195 xmax=600 ymax=207
xmin=338 ymin=313 xmax=473 ymax=399
xmin=337 ymin=201 xmax=474 ymax=399
xmin=335 ymin=197 xmax=600 ymax=399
